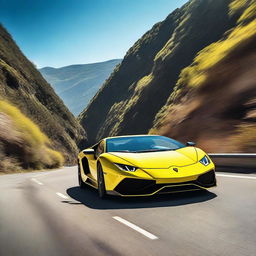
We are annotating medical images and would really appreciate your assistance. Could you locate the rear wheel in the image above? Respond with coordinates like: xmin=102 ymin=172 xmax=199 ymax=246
xmin=97 ymin=163 xmax=106 ymax=198
xmin=78 ymin=160 xmax=86 ymax=189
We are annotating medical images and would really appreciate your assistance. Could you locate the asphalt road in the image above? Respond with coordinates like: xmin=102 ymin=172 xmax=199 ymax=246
xmin=0 ymin=167 xmax=256 ymax=256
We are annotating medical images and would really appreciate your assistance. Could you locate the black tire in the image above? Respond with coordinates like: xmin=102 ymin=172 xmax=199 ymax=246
xmin=78 ymin=160 xmax=86 ymax=189
xmin=97 ymin=163 xmax=106 ymax=198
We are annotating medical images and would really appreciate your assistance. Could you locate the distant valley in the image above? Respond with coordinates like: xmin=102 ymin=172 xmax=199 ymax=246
xmin=39 ymin=59 xmax=122 ymax=116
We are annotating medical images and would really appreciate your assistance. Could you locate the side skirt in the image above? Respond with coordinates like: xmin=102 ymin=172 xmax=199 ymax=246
xmin=84 ymin=176 xmax=98 ymax=189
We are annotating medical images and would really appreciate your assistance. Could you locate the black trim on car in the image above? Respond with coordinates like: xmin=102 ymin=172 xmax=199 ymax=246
xmin=114 ymin=170 xmax=216 ymax=196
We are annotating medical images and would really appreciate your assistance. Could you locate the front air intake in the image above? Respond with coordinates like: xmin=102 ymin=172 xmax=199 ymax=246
xmin=114 ymin=178 xmax=156 ymax=195
xmin=197 ymin=170 xmax=216 ymax=187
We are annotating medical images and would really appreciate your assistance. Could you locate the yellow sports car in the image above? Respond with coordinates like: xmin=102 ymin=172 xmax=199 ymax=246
xmin=78 ymin=135 xmax=216 ymax=198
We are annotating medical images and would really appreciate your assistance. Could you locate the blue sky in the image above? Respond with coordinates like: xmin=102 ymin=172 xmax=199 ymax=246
xmin=1 ymin=0 xmax=188 ymax=68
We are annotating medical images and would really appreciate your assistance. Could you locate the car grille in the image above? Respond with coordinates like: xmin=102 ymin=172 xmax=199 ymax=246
xmin=114 ymin=178 xmax=156 ymax=195
xmin=114 ymin=170 xmax=216 ymax=195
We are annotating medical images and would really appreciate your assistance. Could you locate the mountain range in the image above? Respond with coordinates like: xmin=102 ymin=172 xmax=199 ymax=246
xmin=39 ymin=59 xmax=121 ymax=116
xmin=79 ymin=0 xmax=256 ymax=153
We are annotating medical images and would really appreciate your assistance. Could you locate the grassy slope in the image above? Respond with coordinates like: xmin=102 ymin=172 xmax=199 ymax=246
xmin=39 ymin=59 xmax=122 ymax=116
xmin=79 ymin=0 xmax=235 ymax=146
xmin=0 ymin=25 xmax=86 ymax=167
xmin=0 ymin=100 xmax=64 ymax=172
xmin=152 ymin=0 xmax=256 ymax=152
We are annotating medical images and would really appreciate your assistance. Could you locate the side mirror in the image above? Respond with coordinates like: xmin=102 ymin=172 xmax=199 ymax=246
xmin=82 ymin=149 xmax=95 ymax=155
xmin=186 ymin=141 xmax=196 ymax=147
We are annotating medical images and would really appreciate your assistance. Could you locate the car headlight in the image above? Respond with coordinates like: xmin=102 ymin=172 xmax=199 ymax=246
xmin=199 ymin=155 xmax=211 ymax=166
xmin=114 ymin=163 xmax=138 ymax=172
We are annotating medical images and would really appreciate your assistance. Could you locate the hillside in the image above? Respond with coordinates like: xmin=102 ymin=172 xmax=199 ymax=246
xmin=39 ymin=59 xmax=121 ymax=115
xmin=0 ymin=25 xmax=86 ymax=170
xmin=79 ymin=0 xmax=256 ymax=152
xmin=0 ymin=100 xmax=64 ymax=171
xmin=79 ymin=0 xmax=236 ymax=145
xmin=152 ymin=0 xmax=256 ymax=152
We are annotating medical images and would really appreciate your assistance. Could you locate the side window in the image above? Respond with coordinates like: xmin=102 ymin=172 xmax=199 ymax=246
xmin=95 ymin=141 xmax=104 ymax=158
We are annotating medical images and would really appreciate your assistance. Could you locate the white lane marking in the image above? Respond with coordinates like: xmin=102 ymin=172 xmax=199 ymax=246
xmin=56 ymin=192 xmax=69 ymax=200
xmin=216 ymin=174 xmax=256 ymax=180
xmin=32 ymin=168 xmax=66 ymax=178
xmin=113 ymin=216 xmax=158 ymax=240
xmin=31 ymin=178 xmax=43 ymax=185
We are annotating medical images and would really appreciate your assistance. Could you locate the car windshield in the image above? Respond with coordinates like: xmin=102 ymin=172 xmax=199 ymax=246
xmin=106 ymin=136 xmax=185 ymax=153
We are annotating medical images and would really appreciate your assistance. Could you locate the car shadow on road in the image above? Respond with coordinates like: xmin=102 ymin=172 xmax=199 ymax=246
xmin=66 ymin=186 xmax=217 ymax=210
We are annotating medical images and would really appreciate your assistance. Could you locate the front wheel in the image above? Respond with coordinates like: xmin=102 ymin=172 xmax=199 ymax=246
xmin=97 ymin=163 xmax=106 ymax=198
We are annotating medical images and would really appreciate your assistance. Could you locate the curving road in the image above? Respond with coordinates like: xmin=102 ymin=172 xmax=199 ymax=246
xmin=0 ymin=167 xmax=256 ymax=256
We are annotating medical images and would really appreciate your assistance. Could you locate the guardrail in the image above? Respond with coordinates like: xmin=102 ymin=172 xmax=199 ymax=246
xmin=208 ymin=153 xmax=256 ymax=169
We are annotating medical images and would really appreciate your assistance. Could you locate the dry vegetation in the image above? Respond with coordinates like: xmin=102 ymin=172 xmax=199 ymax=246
xmin=79 ymin=0 xmax=237 ymax=147
xmin=80 ymin=0 xmax=255 ymax=153
xmin=0 ymin=24 xmax=86 ymax=171
xmin=0 ymin=100 xmax=64 ymax=172
xmin=152 ymin=0 xmax=256 ymax=152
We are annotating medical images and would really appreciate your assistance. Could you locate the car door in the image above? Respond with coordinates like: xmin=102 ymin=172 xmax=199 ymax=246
xmin=89 ymin=140 xmax=105 ymax=180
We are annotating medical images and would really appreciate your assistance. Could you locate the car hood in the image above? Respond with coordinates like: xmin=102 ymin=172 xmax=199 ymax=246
xmin=109 ymin=147 xmax=198 ymax=168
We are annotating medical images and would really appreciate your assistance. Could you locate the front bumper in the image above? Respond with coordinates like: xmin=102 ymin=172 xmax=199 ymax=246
xmin=107 ymin=170 xmax=216 ymax=196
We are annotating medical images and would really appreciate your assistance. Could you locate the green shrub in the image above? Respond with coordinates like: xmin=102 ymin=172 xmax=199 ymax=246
xmin=0 ymin=100 xmax=64 ymax=171
xmin=177 ymin=18 xmax=256 ymax=88
xmin=229 ymin=0 xmax=249 ymax=16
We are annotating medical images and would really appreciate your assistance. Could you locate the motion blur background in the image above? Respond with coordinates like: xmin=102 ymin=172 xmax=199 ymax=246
xmin=0 ymin=0 xmax=256 ymax=172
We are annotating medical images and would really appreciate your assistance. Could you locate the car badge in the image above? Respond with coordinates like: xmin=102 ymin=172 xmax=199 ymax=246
xmin=173 ymin=168 xmax=178 ymax=172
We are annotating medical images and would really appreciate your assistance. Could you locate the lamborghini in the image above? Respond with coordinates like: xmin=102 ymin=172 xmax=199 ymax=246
xmin=78 ymin=135 xmax=216 ymax=198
